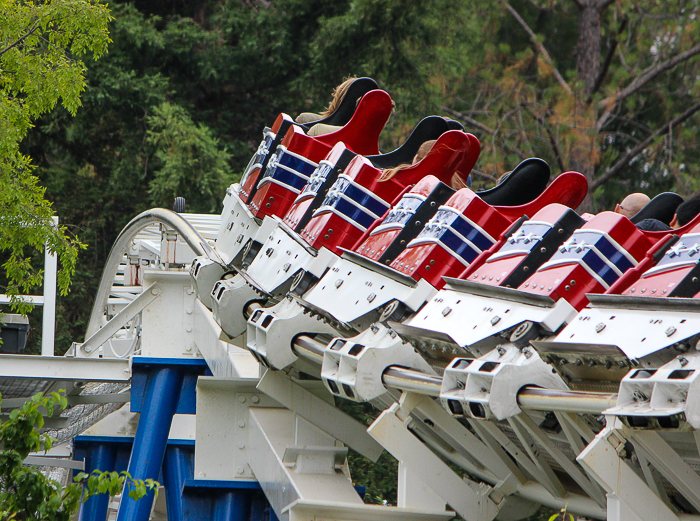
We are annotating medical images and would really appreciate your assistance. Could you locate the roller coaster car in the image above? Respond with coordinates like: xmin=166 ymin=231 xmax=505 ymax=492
xmin=389 ymin=161 xmax=588 ymax=289
xmin=283 ymin=116 xmax=456 ymax=233
xmin=392 ymin=206 xmax=676 ymax=363
xmin=531 ymin=213 xmax=700 ymax=391
xmin=247 ymin=90 xmax=393 ymax=219
xmin=299 ymin=130 xmax=478 ymax=255
xmin=238 ymin=78 xmax=385 ymax=204
xmin=294 ymin=165 xmax=587 ymax=335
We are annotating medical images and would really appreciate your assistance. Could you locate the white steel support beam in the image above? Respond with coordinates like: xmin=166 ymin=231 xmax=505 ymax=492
xmin=630 ymin=430 xmax=700 ymax=512
xmin=0 ymin=355 xmax=130 ymax=381
xmin=472 ymin=420 xmax=545 ymax=484
xmin=507 ymin=417 xmax=566 ymax=499
xmin=368 ymin=401 xmax=500 ymax=521
xmin=41 ymin=217 xmax=59 ymax=356
xmin=257 ymin=370 xmax=383 ymax=462
xmin=514 ymin=414 xmax=606 ymax=507
xmin=78 ymin=282 xmax=162 ymax=356
xmin=412 ymin=395 xmax=518 ymax=484
xmin=578 ymin=423 xmax=680 ymax=521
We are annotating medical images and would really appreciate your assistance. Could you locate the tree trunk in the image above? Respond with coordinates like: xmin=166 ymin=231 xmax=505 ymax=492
xmin=570 ymin=0 xmax=610 ymax=211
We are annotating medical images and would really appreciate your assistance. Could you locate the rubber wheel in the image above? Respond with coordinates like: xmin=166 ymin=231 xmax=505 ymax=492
xmin=173 ymin=197 xmax=186 ymax=213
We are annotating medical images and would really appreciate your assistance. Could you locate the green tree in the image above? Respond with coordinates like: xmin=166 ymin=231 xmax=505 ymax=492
xmin=147 ymin=102 xmax=233 ymax=212
xmin=0 ymin=391 xmax=157 ymax=520
xmin=0 ymin=0 xmax=112 ymax=314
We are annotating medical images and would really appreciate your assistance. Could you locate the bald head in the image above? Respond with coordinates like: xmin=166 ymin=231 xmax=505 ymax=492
xmin=615 ymin=193 xmax=650 ymax=219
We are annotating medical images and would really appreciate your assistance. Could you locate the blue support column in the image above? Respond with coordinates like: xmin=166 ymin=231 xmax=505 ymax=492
xmin=162 ymin=444 xmax=195 ymax=521
xmin=116 ymin=365 xmax=184 ymax=521
xmin=212 ymin=491 xmax=251 ymax=521
xmin=77 ymin=442 xmax=117 ymax=521
xmin=115 ymin=358 xmax=208 ymax=521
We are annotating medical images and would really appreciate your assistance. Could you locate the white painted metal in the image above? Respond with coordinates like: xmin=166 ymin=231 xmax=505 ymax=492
xmin=42 ymin=216 xmax=59 ymax=356
xmin=244 ymin=216 xmax=338 ymax=295
xmin=541 ymin=296 xmax=700 ymax=360
xmin=211 ymin=274 xmax=265 ymax=339
xmin=321 ymin=323 xmax=435 ymax=402
xmin=256 ymin=369 xmax=384 ymax=462
xmin=578 ymin=420 xmax=681 ymax=521
xmin=440 ymin=344 xmax=568 ymax=420
xmin=189 ymin=255 xmax=226 ymax=310
xmin=397 ymin=283 xmax=577 ymax=356
xmin=301 ymin=255 xmax=437 ymax=328
xmin=193 ymin=299 xmax=259 ymax=379
xmin=367 ymin=400 xmax=499 ymax=521
xmin=247 ymin=298 xmax=338 ymax=370
xmin=76 ymin=282 xmax=162 ymax=357
xmin=606 ymin=351 xmax=700 ymax=427
xmin=0 ymin=355 xmax=130 ymax=381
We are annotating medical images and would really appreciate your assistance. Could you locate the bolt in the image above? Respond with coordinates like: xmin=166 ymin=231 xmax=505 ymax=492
xmin=595 ymin=323 xmax=606 ymax=333
xmin=442 ymin=307 xmax=452 ymax=317
xmin=367 ymin=293 xmax=376 ymax=303
xmin=335 ymin=279 xmax=344 ymax=288
xmin=251 ymin=395 xmax=260 ymax=404
xmin=186 ymin=308 xmax=193 ymax=314
xmin=496 ymin=345 xmax=506 ymax=356
xmin=151 ymin=288 xmax=159 ymax=295
xmin=666 ymin=326 xmax=677 ymax=337
xmin=238 ymin=395 xmax=246 ymax=403
xmin=491 ymin=316 xmax=501 ymax=325
xmin=238 ymin=442 xmax=246 ymax=450
xmin=678 ymin=356 xmax=689 ymax=367
xmin=186 ymin=326 xmax=192 ymax=333
xmin=238 ymin=421 xmax=246 ymax=428
xmin=237 ymin=467 xmax=245 ymax=475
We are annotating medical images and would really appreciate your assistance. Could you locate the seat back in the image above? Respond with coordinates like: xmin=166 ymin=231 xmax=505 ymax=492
xmin=354 ymin=175 xmax=455 ymax=265
xmin=390 ymin=189 xmax=511 ymax=288
xmin=298 ymin=78 xmax=379 ymax=130
xmin=464 ymin=204 xmax=585 ymax=289
xmin=520 ymin=212 xmax=653 ymax=310
xmin=366 ymin=116 xmax=449 ymax=169
xmin=300 ymin=131 xmax=477 ymax=254
xmin=239 ymin=113 xmax=295 ymax=203
xmin=283 ymin=143 xmax=357 ymax=232
xmin=478 ymin=158 xmax=550 ymax=207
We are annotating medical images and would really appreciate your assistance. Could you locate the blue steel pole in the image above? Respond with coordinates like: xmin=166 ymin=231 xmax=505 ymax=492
xmin=213 ymin=491 xmax=250 ymax=521
xmin=78 ymin=443 xmax=117 ymax=521
xmin=116 ymin=366 xmax=184 ymax=521
xmin=162 ymin=446 xmax=194 ymax=521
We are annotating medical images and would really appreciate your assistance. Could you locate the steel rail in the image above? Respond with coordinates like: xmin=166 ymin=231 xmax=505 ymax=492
xmin=290 ymin=335 xmax=618 ymax=414
xmin=87 ymin=209 xmax=221 ymax=338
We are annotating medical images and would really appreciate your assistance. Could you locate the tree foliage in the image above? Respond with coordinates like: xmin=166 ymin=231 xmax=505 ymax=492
xmin=0 ymin=391 xmax=157 ymax=520
xmin=0 ymin=0 xmax=112 ymax=313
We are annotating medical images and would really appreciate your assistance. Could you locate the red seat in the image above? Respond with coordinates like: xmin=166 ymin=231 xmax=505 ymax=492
xmin=300 ymin=131 xmax=476 ymax=255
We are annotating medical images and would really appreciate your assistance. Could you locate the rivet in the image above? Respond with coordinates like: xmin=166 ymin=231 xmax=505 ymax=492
xmin=565 ymin=285 xmax=571 ymax=291
xmin=367 ymin=293 xmax=376 ymax=303
xmin=251 ymin=396 xmax=260 ymax=403
xmin=266 ymin=203 xmax=271 ymax=208
xmin=491 ymin=316 xmax=501 ymax=326
xmin=442 ymin=307 xmax=452 ymax=316
xmin=238 ymin=421 xmax=246 ymax=428
xmin=238 ymin=396 xmax=246 ymax=403
xmin=237 ymin=467 xmax=245 ymax=475
xmin=595 ymin=323 xmax=606 ymax=333
xmin=430 ymin=260 xmax=435 ymax=265
xmin=335 ymin=279 xmax=344 ymax=288
xmin=186 ymin=308 xmax=193 ymax=314
xmin=186 ymin=326 xmax=192 ymax=333
xmin=324 ymin=234 xmax=330 ymax=240
xmin=666 ymin=326 xmax=677 ymax=337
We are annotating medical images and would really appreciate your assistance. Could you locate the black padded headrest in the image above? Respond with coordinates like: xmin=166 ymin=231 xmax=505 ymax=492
xmin=630 ymin=192 xmax=684 ymax=225
xmin=366 ymin=116 xmax=450 ymax=169
xmin=299 ymin=78 xmax=379 ymax=131
xmin=477 ymin=158 xmax=550 ymax=207
xmin=446 ymin=119 xmax=464 ymax=131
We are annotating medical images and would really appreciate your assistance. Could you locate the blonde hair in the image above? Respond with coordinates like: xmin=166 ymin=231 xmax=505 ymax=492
xmin=412 ymin=140 xmax=436 ymax=164
xmin=321 ymin=77 xmax=358 ymax=117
